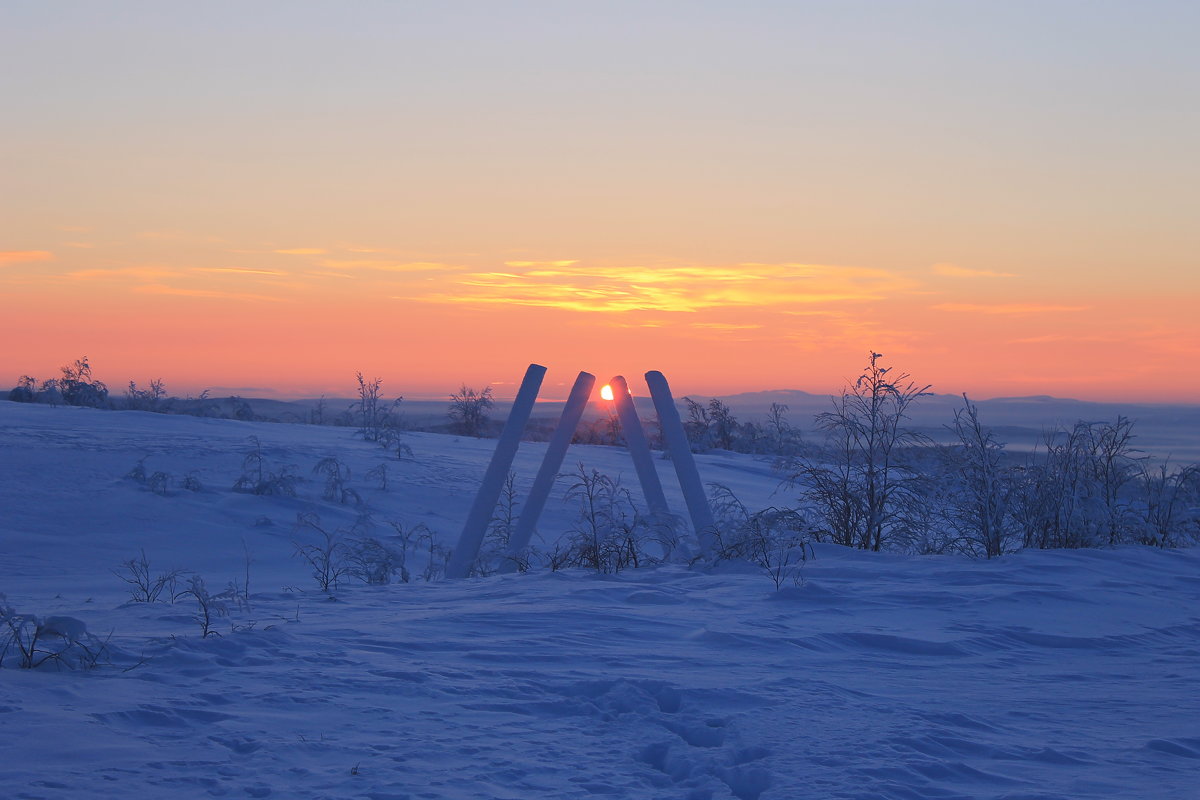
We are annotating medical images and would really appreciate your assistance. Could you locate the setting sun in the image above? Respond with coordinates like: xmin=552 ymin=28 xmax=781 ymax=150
xmin=600 ymin=384 xmax=614 ymax=401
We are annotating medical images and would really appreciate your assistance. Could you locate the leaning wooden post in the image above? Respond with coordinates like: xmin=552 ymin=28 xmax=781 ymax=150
xmin=501 ymin=371 xmax=596 ymax=571
xmin=609 ymin=375 xmax=671 ymax=519
xmin=446 ymin=363 xmax=546 ymax=579
xmin=644 ymin=370 xmax=717 ymax=555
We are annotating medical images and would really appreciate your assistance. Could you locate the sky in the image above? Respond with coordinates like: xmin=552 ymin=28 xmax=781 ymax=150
xmin=2 ymin=1 xmax=1198 ymax=402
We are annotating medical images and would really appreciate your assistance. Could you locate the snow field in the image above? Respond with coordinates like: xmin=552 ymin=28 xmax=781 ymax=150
xmin=2 ymin=401 xmax=1199 ymax=799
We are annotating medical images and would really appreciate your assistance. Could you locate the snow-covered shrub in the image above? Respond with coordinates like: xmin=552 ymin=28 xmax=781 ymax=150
xmin=345 ymin=536 xmax=408 ymax=585
xmin=7 ymin=375 xmax=38 ymax=403
xmin=180 ymin=576 xmax=228 ymax=638
xmin=351 ymin=372 xmax=405 ymax=444
xmin=124 ymin=378 xmax=170 ymax=412
xmin=710 ymin=485 xmax=815 ymax=589
xmin=551 ymin=465 xmax=661 ymax=573
xmin=313 ymin=457 xmax=359 ymax=505
xmin=934 ymin=395 xmax=1018 ymax=558
xmin=781 ymin=352 xmax=931 ymax=551
xmin=113 ymin=550 xmax=189 ymax=603
xmin=56 ymin=356 xmax=109 ymax=408
xmin=1 ymin=595 xmax=109 ymax=670
xmin=291 ymin=511 xmax=356 ymax=592
xmin=366 ymin=463 xmax=389 ymax=491
xmin=379 ymin=428 xmax=414 ymax=460
xmin=233 ymin=436 xmax=300 ymax=496
xmin=1011 ymin=419 xmax=1142 ymax=549
xmin=448 ymin=384 xmax=494 ymax=437
xmin=472 ymin=471 xmax=520 ymax=576
xmin=126 ymin=456 xmax=149 ymax=484
xmin=1135 ymin=462 xmax=1200 ymax=547
xmin=147 ymin=470 xmax=171 ymax=496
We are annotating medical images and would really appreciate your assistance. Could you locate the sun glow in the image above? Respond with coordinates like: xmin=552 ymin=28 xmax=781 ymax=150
xmin=600 ymin=384 xmax=614 ymax=401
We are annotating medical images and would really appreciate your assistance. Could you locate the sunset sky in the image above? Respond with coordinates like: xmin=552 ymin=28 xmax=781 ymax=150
xmin=3 ymin=2 xmax=1197 ymax=402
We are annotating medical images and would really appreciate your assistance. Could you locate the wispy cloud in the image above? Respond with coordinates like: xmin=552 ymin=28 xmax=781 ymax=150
xmin=274 ymin=248 xmax=327 ymax=255
xmin=304 ymin=270 xmax=355 ymax=279
xmin=933 ymin=303 xmax=1087 ymax=314
xmin=504 ymin=259 xmax=579 ymax=268
xmin=66 ymin=266 xmax=175 ymax=280
xmin=932 ymin=263 xmax=1017 ymax=278
xmin=0 ymin=250 xmax=54 ymax=265
xmin=320 ymin=259 xmax=461 ymax=272
xmin=132 ymin=284 xmax=286 ymax=302
xmin=690 ymin=322 xmax=764 ymax=330
xmin=194 ymin=267 xmax=287 ymax=276
xmin=421 ymin=262 xmax=911 ymax=314
xmin=1010 ymin=333 xmax=1121 ymax=344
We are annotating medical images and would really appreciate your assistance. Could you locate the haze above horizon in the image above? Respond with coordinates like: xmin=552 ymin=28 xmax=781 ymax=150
xmin=3 ymin=2 xmax=1197 ymax=403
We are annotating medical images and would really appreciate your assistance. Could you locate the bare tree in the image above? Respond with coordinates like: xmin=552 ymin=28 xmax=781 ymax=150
xmin=125 ymin=378 xmax=169 ymax=412
xmin=940 ymin=395 xmax=1013 ymax=558
xmin=786 ymin=352 xmax=931 ymax=551
xmin=448 ymin=384 xmax=494 ymax=437
xmin=1136 ymin=462 xmax=1200 ymax=547
xmin=352 ymin=372 xmax=401 ymax=442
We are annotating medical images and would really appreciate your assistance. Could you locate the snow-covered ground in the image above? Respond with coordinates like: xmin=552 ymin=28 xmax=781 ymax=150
xmin=2 ymin=401 xmax=1198 ymax=799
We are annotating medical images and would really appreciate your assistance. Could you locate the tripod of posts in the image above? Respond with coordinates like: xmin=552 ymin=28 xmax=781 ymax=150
xmin=445 ymin=364 xmax=717 ymax=580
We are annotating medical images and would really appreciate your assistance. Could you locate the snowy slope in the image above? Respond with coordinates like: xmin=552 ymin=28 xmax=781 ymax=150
xmin=2 ymin=401 xmax=1199 ymax=800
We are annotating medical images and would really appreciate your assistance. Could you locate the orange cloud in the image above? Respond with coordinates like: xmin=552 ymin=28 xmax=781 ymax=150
xmin=274 ymin=248 xmax=327 ymax=255
xmin=0 ymin=250 xmax=54 ymax=265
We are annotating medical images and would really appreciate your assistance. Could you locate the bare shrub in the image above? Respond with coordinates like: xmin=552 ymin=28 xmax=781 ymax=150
xmin=125 ymin=378 xmax=169 ymax=412
xmin=710 ymin=485 xmax=815 ymax=589
xmin=1135 ymin=462 xmax=1200 ymax=547
xmin=314 ymin=457 xmax=360 ymax=505
xmin=1 ymin=596 xmax=110 ymax=670
xmin=937 ymin=395 xmax=1016 ymax=558
xmin=180 ymin=576 xmax=228 ymax=638
xmin=8 ymin=375 xmax=38 ymax=403
xmin=551 ymin=465 xmax=660 ymax=573
xmin=57 ymin=356 xmax=109 ymax=408
xmin=1011 ymin=419 xmax=1141 ymax=550
xmin=291 ymin=511 xmax=359 ymax=592
xmin=113 ymin=550 xmax=189 ymax=603
xmin=366 ymin=463 xmax=389 ymax=491
xmin=784 ymin=352 xmax=931 ymax=551
xmin=344 ymin=536 xmax=407 ymax=585
xmin=448 ymin=385 xmax=494 ymax=437
xmin=232 ymin=436 xmax=300 ymax=496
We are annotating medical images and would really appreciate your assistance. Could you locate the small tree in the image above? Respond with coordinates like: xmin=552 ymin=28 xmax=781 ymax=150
xmin=786 ymin=352 xmax=931 ymax=551
xmin=448 ymin=385 xmax=494 ymax=437
xmin=352 ymin=372 xmax=403 ymax=442
xmin=125 ymin=379 xmax=169 ymax=412
xmin=58 ymin=356 xmax=109 ymax=407
xmin=1136 ymin=462 xmax=1200 ymax=547
xmin=707 ymin=399 xmax=738 ymax=451
xmin=682 ymin=397 xmax=712 ymax=451
xmin=765 ymin=402 xmax=801 ymax=457
xmin=940 ymin=395 xmax=1013 ymax=558
xmin=7 ymin=375 xmax=37 ymax=403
